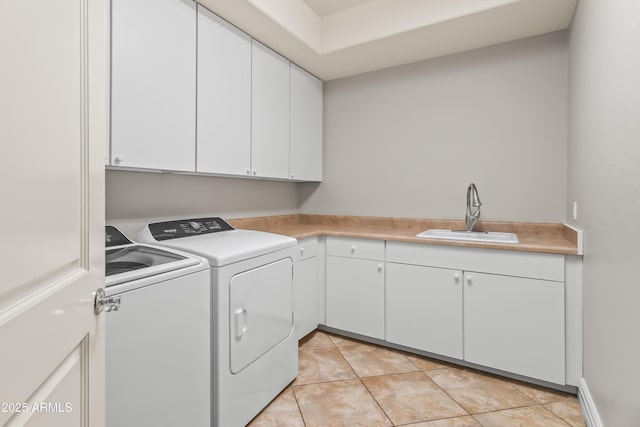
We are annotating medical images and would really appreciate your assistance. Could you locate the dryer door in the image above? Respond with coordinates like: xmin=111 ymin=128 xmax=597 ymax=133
xmin=229 ymin=258 xmax=293 ymax=373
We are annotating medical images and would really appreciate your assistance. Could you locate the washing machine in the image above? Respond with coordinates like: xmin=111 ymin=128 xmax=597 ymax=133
xmin=137 ymin=217 xmax=298 ymax=427
xmin=105 ymin=226 xmax=211 ymax=427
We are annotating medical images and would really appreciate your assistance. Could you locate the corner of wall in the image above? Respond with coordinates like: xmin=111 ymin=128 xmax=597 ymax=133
xmin=578 ymin=378 xmax=604 ymax=427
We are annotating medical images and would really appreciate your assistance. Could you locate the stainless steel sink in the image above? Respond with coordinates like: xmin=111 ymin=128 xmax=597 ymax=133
xmin=416 ymin=229 xmax=519 ymax=244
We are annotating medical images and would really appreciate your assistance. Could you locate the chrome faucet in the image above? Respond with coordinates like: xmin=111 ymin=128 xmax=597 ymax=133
xmin=465 ymin=183 xmax=482 ymax=232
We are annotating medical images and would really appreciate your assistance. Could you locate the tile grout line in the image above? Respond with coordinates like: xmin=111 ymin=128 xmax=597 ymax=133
xmin=426 ymin=366 xmax=546 ymax=413
xmin=416 ymin=369 xmax=475 ymax=422
xmin=417 ymin=366 xmax=575 ymax=424
xmin=470 ymin=401 xmax=577 ymax=419
xmin=332 ymin=335 xmax=397 ymax=426
xmin=289 ymin=384 xmax=308 ymax=427
xmin=297 ymin=332 xmax=583 ymax=426
xmin=328 ymin=335 xmax=474 ymax=424
xmin=471 ymin=404 xmax=574 ymax=427
xmin=537 ymin=404 xmax=575 ymax=427
xmin=293 ymin=377 xmax=360 ymax=388
xmin=357 ymin=376 xmax=395 ymax=426
xmin=417 ymin=367 xmax=475 ymax=416
xmin=349 ymin=350 xmax=466 ymax=426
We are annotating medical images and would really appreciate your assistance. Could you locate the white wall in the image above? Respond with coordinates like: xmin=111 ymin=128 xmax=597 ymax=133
xmin=105 ymin=170 xmax=299 ymax=236
xmin=568 ymin=0 xmax=640 ymax=425
xmin=299 ymin=32 xmax=568 ymax=222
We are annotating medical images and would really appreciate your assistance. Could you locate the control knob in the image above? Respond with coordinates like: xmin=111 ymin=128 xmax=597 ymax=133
xmin=189 ymin=221 xmax=201 ymax=230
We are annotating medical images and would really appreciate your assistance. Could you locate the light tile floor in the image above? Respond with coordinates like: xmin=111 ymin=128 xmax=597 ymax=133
xmin=249 ymin=331 xmax=585 ymax=427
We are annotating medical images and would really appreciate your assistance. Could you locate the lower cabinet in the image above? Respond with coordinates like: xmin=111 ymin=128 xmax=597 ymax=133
xmin=321 ymin=239 xmax=571 ymax=386
xmin=294 ymin=239 xmax=320 ymax=339
xmin=386 ymin=263 xmax=463 ymax=359
xmin=295 ymin=258 xmax=319 ymax=339
xmin=463 ymin=272 xmax=565 ymax=384
xmin=326 ymin=256 xmax=385 ymax=340
xmin=386 ymin=263 xmax=565 ymax=383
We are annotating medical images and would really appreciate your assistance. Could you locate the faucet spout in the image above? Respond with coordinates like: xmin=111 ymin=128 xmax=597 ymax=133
xmin=465 ymin=183 xmax=482 ymax=232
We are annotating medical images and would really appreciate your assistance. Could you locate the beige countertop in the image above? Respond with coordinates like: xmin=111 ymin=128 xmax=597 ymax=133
xmin=228 ymin=214 xmax=579 ymax=255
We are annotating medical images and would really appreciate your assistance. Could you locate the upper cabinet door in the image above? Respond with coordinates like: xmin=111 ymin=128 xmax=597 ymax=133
xmin=290 ymin=64 xmax=323 ymax=181
xmin=111 ymin=0 xmax=196 ymax=171
xmin=197 ymin=6 xmax=251 ymax=175
xmin=251 ymin=41 xmax=290 ymax=179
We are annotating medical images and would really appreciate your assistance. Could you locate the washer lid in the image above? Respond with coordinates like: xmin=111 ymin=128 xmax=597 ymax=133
xmin=105 ymin=245 xmax=203 ymax=287
xmin=138 ymin=227 xmax=297 ymax=267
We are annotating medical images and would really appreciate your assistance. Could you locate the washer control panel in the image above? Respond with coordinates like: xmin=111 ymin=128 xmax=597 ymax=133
xmin=148 ymin=217 xmax=235 ymax=241
xmin=106 ymin=226 xmax=133 ymax=247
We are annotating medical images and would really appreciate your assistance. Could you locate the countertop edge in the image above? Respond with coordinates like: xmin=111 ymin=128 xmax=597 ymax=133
xmin=228 ymin=215 xmax=579 ymax=256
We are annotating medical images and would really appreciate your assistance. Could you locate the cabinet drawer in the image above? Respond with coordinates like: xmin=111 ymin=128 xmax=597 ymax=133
xmin=386 ymin=242 xmax=564 ymax=282
xmin=327 ymin=237 xmax=384 ymax=261
xmin=297 ymin=238 xmax=318 ymax=261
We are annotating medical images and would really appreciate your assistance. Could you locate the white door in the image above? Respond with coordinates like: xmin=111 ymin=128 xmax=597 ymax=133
xmin=463 ymin=272 xmax=565 ymax=384
xmin=295 ymin=257 xmax=319 ymax=339
xmin=386 ymin=263 xmax=463 ymax=359
xmin=0 ymin=0 xmax=107 ymax=426
xmin=197 ymin=5 xmax=252 ymax=176
xmin=251 ymin=40 xmax=290 ymax=179
xmin=326 ymin=256 xmax=385 ymax=339
xmin=111 ymin=0 xmax=196 ymax=171
xmin=290 ymin=64 xmax=323 ymax=182
xmin=229 ymin=259 xmax=294 ymax=374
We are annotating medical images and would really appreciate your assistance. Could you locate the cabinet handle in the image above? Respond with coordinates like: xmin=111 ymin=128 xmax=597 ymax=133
xmin=290 ymin=173 xmax=294 ymax=179
xmin=350 ymin=246 xmax=356 ymax=253
xmin=466 ymin=274 xmax=473 ymax=285
xmin=246 ymin=168 xmax=251 ymax=176
xmin=252 ymin=169 xmax=257 ymax=176
xmin=114 ymin=155 xmax=123 ymax=164
xmin=453 ymin=273 xmax=460 ymax=282
xmin=300 ymin=247 xmax=305 ymax=255
xmin=377 ymin=264 xmax=383 ymax=272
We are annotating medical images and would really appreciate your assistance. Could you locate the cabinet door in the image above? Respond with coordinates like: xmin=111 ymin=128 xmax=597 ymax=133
xmin=295 ymin=256 xmax=319 ymax=339
xmin=251 ymin=40 xmax=290 ymax=179
xmin=197 ymin=6 xmax=251 ymax=175
xmin=290 ymin=64 xmax=322 ymax=181
xmin=111 ymin=0 xmax=196 ymax=171
xmin=464 ymin=272 xmax=565 ymax=384
xmin=386 ymin=264 xmax=463 ymax=359
xmin=326 ymin=256 xmax=385 ymax=339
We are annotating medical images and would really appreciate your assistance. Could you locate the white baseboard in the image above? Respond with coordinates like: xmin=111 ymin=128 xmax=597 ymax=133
xmin=579 ymin=378 xmax=604 ymax=427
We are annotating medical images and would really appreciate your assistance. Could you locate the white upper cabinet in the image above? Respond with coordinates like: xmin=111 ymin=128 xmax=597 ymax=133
xmin=111 ymin=0 xmax=196 ymax=171
xmin=197 ymin=6 xmax=251 ymax=175
xmin=110 ymin=4 xmax=322 ymax=180
xmin=290 ymin=64 xmax=323 ymax=181
xmin=251 ymin=40 xmax=290 ymax=179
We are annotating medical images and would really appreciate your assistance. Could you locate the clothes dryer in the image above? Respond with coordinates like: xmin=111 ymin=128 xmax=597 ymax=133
xmin=137 ymin=218 xmax=298 ymax=427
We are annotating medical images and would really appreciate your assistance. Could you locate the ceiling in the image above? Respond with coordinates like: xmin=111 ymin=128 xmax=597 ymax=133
xmin=198 ymin=0 xmax=577 ymax=81
xmin=301 ymin=0 xmax=372 ymax=17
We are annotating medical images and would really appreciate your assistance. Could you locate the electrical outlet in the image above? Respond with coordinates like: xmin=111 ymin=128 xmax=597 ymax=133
xmin=572 ymin=201 xmax=578 ymax=221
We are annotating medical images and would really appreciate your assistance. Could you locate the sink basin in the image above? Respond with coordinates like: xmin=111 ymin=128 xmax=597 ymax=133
xmin=416 ymin=229 xmax=519 ymax=244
